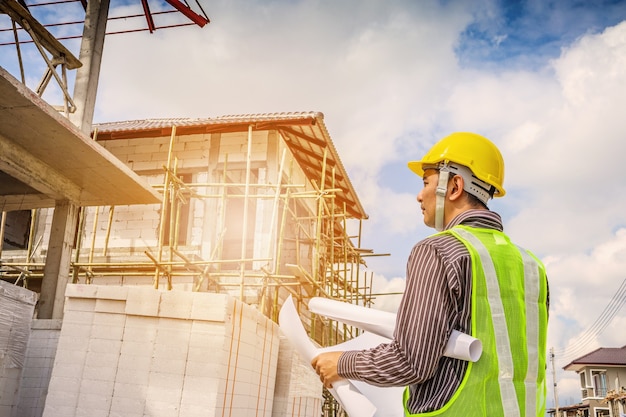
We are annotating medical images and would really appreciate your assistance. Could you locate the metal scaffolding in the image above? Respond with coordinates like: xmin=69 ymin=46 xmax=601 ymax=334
xmin=0 ymin=120 xmax=387 ymax=354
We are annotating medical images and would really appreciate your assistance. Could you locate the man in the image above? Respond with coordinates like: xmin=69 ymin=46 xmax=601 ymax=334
xmin=311 ymin=132 xmax=549 ymax=416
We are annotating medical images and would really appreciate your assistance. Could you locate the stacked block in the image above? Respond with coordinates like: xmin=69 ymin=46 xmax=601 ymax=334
xmin=272 ymin=335 xmax=323 ymax=417
xmin=0 ymin=281 xmax=37 ymax=417
xmin=15 ymin=319 xmax=62 ymax=417
xmin=42 ymin=284 xmax=280 ymax=417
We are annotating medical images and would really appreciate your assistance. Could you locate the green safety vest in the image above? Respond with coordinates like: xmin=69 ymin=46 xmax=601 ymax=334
xmin=403 ymin=225 xmax=548 ymax=417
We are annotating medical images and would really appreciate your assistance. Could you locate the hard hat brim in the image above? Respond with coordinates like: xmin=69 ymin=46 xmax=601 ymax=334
xmin=407 ymin=160 xmax=426 ymax=177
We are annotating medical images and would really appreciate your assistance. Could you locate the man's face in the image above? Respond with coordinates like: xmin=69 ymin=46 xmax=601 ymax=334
xmin=417 ymin=169 xmax=440 ymax=228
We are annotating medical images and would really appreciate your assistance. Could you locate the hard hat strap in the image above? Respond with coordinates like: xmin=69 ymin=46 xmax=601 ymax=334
xmin=435 ymin=169 xmax=449 ymax=231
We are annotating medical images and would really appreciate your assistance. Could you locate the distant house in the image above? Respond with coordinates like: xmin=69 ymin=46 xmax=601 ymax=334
xmin=549 ymin=345 xmax=626 ymax=417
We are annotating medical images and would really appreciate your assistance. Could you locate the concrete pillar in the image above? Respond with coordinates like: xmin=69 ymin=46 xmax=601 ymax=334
xmin=69 ymin=0 xmax=110 ymax=135
xmin=38 ymin=0 xmax=110 ymax=320
xmin=37 ymin=201 xmax=78 ymax=319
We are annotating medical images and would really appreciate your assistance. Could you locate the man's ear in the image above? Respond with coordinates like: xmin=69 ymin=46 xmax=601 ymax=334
xmin=448 ymin=175 xmax=465 ymax=201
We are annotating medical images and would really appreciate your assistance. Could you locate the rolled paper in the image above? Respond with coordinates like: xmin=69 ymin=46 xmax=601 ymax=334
xmin=308 ymin=297 xmax=396 ymax=339
xmin=445 ymin=327 xmax=482 ymax=362
xmin=278 ymin=296 xmax=377 ymax=417
xmin=279 ymin=296 xmax=483 ymax=417
xmin=308 ymin=297 xmax=482 ymax=362
xmin=317 ymin=333 xmax=405 ymax=417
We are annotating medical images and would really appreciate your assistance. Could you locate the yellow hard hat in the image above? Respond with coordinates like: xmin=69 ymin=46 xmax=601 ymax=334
xmin=408 ymin=132 xmax=506 ymax=197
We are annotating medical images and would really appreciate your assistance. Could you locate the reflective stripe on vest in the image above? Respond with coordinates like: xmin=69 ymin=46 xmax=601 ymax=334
xmin=403 ymin=226 xmax=547 ymax=417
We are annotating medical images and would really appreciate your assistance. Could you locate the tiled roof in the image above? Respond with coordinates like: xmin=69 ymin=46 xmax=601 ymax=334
xmin=92 ymin=112 xmax=368 ymax=220
xmin=93 ymin=112 xmax=324 ymax=134
xmin=564 ymin=345 xmax=626 ymax=370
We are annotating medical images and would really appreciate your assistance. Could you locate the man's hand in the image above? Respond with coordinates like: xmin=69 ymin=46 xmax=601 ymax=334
xmin=311 ymin=351 xmax=343 ymax=388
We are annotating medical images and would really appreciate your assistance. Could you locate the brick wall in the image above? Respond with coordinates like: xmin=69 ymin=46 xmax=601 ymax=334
xmin=15 ymin=320 xmax=62 ymax=417
xmin=272 ymin=336 xmax=323 ymax=417
xmin=41 ymin=285 xmax=283 ymax=417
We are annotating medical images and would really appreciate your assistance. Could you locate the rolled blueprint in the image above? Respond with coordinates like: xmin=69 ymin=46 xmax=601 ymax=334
xmin=308 ymin=296 xmax=482 ymax=362
xmin=278 ymin=295 xmax=377 ymax=417
xmin=278 ymin=296 xmax=483 ymax=417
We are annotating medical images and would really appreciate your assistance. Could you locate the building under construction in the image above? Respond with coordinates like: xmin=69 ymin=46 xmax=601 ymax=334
xmin=2 ymin=110 xmax=379 ymax=338
xmin=0 ymin=1 xmax=390 ymax=415
xmin=0 ymin=70 xmax=386 ymax=416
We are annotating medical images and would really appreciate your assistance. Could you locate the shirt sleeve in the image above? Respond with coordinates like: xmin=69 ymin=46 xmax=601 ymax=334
xmin=337 ymin=241 xmax=455 ymax=387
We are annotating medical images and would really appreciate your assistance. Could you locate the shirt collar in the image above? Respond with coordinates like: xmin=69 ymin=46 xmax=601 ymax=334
xmin=444 ymin=209 xmax=503 ymax=232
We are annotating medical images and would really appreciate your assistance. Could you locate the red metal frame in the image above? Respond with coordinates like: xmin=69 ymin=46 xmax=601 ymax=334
xmin=164 ymin=0 xmax=209 ymax=27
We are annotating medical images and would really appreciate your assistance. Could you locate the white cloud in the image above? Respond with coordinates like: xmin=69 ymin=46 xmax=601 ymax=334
xmin=369 ymin=273 xmax=405 ymax=313
xmin=504 ymin=22 xmax=626 ymax=257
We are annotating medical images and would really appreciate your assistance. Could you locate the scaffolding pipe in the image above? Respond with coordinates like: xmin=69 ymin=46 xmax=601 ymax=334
xmin=239 ymin=124 xmax=253 ymax=301
xmin=155 ymin=126 xmax=177 ymax=288
xmin=102 ymin=206 xmax=114 ymax=256
xmin=0 ymin=212 xmax=6 ymax=259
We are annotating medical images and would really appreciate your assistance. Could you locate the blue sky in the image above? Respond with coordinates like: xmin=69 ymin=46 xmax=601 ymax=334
xmin=458 ymin=0 xmax=626 ymax=67
xmin=2 ymin=0 xmax=626 ymax=409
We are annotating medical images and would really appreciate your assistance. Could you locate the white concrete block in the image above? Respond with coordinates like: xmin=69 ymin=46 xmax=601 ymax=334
xmin=41 ymin=404 xmax=77 ymax=417
xmin=91 ymin=323 xmax=125 ymax=341
xmin=58 ymin=322 xmax=92 ymax=339
xmin=46 ymin=375 xmax=80 ymax=395
xmin=112 ymin=381 xmax=147 ymax=400
xmin=78 ymin=378 xmax=114 ymax=394
xmin=145 ymin=388 xmax=182 ymax=408
xmin=92 ymin=311 xmax=125 ymax=326
xmin=75 ymin=407 xmax=108 ymax=417
xmin=154 ymin=329 xmax=190 ymax=350
xmin=109 ymin=396 xmax=144 ymax=416
xmin=180 ymin=375 xmax=219 ymax=396
xmin=189 ymin=318 xmax=225 ymax=335
xmin=55 ymin=335 xmax=90 ymax=354
xmin=41 ymin=286 xmax=289 ymax=417
xmin=152 ymin=343 xmax=188 ymax=361
xmin=82 ymin=365 xmax=117 ymax=383
xmin=150 ymin=358 xmax=186 ymax=375
xmin=63 ymin=297 xmax=96 ymax=312
xmin=86 ymin=338 xmax=121 ymax=354
xmin=157 ymin=316 xmax=191 ymax=331
xmin=94 ymin=299 xmax=126 ymax=314
xmin=47 ymin=362 xmax=83 ymax=379
xmin=53 ymin=349 xmax=87 ymax=366
xmin=122 ymin=315 xmax=158 ymax=342
xmin=120 ymin=340 xmax=151 ymax=357
xmin=184 ymin=359 xmax=222 ymax=377
xmin=124 ymin=288 xmax=160 ymax=316
xmin=190 ymin=292 xmax=229 ymax=321
xmin=113 ymin=367 xmax=150 ymax=386
xmin=95 ymin=285 xmax=128 ymax=301
xmin=179 ymin=401 xmax=218 ymax=417
xmin=158 ymin=291 xmax=194 ymax=319
xmin=76 ymin=391 xmax=112 ymax=412
xmin=64 ymin=284 xmax=98 ymax=299
xmin=142 ymin=400 xmax=180 ymax=417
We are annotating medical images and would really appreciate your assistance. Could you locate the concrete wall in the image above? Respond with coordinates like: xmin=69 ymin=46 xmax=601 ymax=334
xmin=38 ymin=284 xmax=321 ymax=417
xmin=272 ymin=336 xmax=322 ymax=417
xmin=0 ymin=281 xmax=37 ymax=417
xmin=16 ymin=319 xmax=62 ymax=417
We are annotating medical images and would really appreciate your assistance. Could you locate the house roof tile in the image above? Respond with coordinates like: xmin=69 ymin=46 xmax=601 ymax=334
xmin=563 ymin=345 xmax=626 ymax=371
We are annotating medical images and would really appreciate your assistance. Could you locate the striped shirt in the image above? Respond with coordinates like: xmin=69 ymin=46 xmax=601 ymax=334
xmin=337 ymin=209 xmax=503 ymax=414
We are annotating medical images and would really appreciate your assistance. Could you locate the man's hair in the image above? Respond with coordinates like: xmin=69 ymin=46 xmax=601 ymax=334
xmin=450 ymin=174 xmax=490 ymax=209
xmin=466 ymin=192 xmax=488 ymax=209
